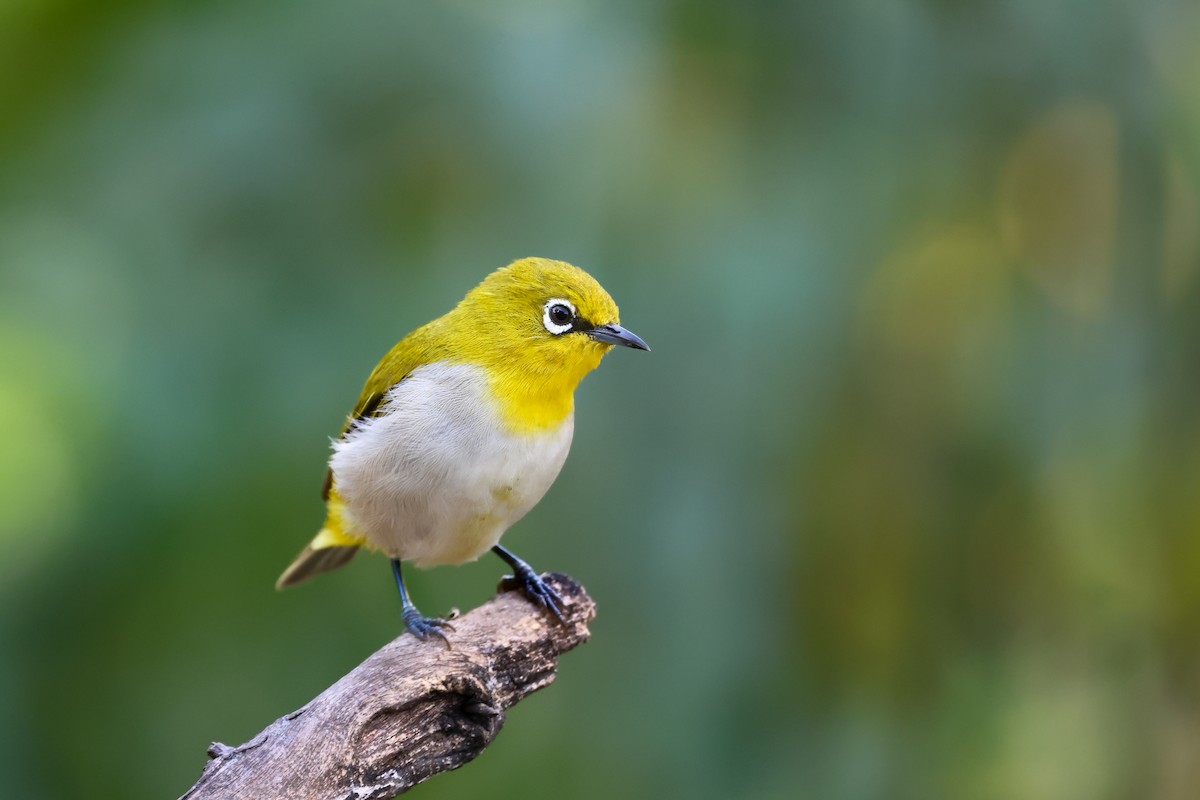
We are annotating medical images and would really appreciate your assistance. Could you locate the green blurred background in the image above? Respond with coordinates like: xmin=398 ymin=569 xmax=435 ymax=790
xmin=3 ymin=1 xmax=1199 ymax=798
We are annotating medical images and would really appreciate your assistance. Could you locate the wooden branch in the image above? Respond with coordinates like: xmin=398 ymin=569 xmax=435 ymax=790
xmin=181 ymin=573 xmax=596 ymax=800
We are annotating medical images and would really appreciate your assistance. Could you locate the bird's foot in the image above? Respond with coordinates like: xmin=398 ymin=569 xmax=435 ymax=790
xmin=500 ymin=568 xmax=566 ymax=625
xmin=402 ymin=609 xmax=455 ymax=648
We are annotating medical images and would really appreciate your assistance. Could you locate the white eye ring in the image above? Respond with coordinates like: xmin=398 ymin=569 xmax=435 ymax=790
xmin=543 ymin=298 xmax=576 ymax=335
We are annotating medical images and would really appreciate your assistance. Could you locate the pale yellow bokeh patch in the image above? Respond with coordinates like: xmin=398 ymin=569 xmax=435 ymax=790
xmin=1163 ymin=154 xmax=1200 ymax=301
xmin=1145 ymin=2 xmax=1200 ymax=113
xmin=861 ymin=225 xmax=1012 ymax=361
xmin=0 ymin=345 xmax=78 ymax=557
xmin=999 ymin=101 xmax=1119 ymax=320
xmin=985 ymin=654 xmax=1123 ymax=800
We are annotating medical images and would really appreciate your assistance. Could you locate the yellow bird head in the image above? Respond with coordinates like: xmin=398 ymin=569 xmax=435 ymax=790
xmin=454 ymin=256 xmax=647 ymax=369
xmin=444 ymin=257 xmax=649 ymax=431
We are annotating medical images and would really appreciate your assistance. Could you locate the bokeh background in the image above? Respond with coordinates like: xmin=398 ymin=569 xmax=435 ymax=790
xmin=3 ymin=1 xmax=1200 ymax=798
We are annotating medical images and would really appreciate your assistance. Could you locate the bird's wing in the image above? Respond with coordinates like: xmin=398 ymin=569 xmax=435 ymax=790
xmin=321 ymin=332 xmax=443 ymax=500
xmin=320 ymin=388 xmax=386 ymax=500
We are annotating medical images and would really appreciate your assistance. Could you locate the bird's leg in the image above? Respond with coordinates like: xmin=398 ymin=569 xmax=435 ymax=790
xmin=492 ymin=544 xmax=566 ymax=624
xmin=391 ymin=559 xmax=454 ymax=646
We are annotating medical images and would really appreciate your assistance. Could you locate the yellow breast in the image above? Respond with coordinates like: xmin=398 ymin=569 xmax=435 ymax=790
xmin=483 ymin=363 xmax=593 ymax=435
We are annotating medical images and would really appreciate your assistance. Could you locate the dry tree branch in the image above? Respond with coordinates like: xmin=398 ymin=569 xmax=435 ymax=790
xmin=181 ymin=573 xmax=595 ymax=800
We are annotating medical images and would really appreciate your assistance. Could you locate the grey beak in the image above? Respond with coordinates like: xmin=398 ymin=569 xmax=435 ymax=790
xmin=587 ymin=323 xmax=650 ymax=351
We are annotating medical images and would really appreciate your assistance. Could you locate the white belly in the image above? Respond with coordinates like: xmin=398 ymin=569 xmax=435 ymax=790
xmin=328 ymin=362 xmax=574 ymax=568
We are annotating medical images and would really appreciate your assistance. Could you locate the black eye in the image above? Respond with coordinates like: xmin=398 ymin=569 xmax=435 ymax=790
xmin=543 ymin=298 xmax=578 ymax=335
xmin=548 ymin=303 xmax=573 ymax=326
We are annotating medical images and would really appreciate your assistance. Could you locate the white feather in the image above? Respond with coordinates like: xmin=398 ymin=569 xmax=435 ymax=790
xmin=329 ymin=362 xmax=574 ymax=568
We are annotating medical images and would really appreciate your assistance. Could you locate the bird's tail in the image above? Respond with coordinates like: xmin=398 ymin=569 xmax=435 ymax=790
xmin=276 ymin=494 xmax=365 ymax=588
xmin=276 ymin=538 xmax=360 ymax=588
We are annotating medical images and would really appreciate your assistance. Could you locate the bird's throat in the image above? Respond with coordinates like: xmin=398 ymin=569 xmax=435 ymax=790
xmin=487 ymin=367 xmax=586 ymax=434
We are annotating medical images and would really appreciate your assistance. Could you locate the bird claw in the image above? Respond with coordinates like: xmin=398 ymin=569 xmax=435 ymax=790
xmin=501 ymin=569 xmax=567 ymax=625
xmin=403 ymin=612 xmax=456 ymax=648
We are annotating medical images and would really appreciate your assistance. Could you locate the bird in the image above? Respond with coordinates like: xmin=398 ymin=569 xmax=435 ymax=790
xmin=276 ymin=257 xmax=649 ymax=643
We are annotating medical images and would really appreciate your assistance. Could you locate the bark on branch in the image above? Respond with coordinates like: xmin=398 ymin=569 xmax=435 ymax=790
xmin=181 ymin=573 xmax=595 ymax=800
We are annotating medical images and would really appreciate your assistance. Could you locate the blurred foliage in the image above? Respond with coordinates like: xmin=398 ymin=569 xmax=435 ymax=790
xmin=2 ymin=1 xmax=1200 ymax=798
